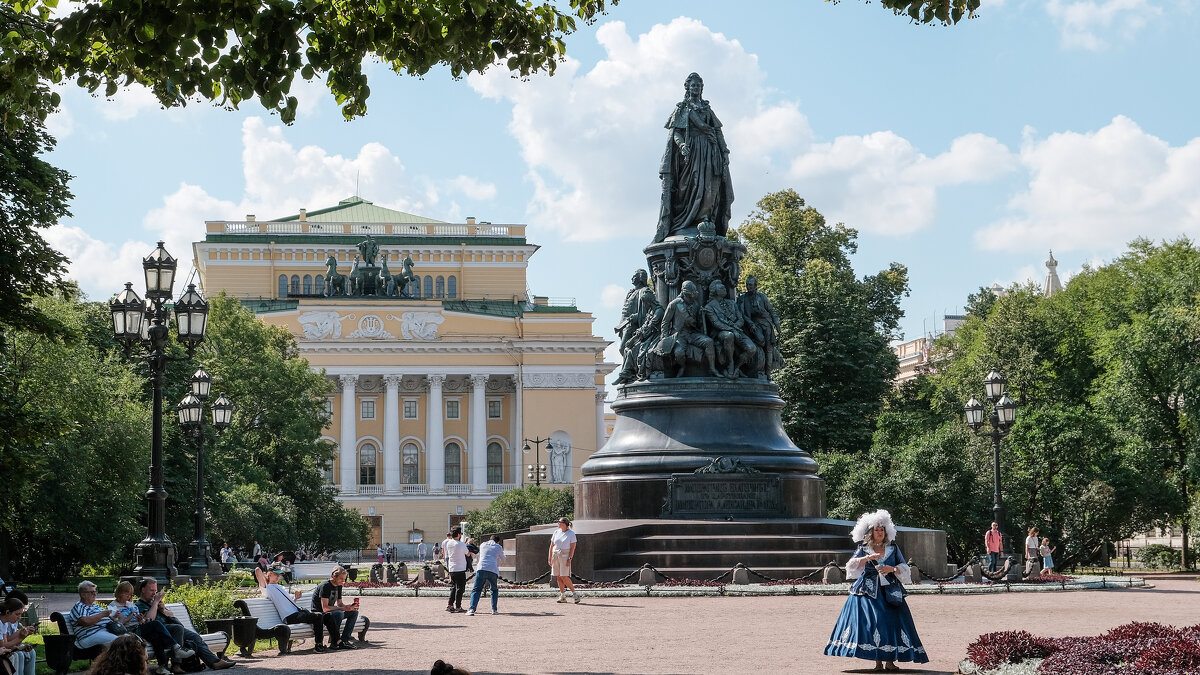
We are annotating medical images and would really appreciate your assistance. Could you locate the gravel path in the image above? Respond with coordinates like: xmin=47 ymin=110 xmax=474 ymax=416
xmin=205 ymin=577 xmax=1198 ymax=674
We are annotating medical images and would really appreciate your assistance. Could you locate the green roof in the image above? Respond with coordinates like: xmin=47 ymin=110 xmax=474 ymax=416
xmin=273 ymin=197 xmax=446 ymax=224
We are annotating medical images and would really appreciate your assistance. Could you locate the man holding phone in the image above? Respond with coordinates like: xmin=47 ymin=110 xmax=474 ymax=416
xmin=311 ymin=567 xmax=359 ymax=649
xmin=136 ymin=578 xmax=235 ymax=670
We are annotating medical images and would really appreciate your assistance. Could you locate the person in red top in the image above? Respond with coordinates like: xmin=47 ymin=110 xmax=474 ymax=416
xmin=984 ymin=522 xmax=1003 ymax=571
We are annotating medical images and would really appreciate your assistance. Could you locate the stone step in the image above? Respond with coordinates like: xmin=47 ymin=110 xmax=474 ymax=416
xmin=592 ymin=566 xmax=829 ymax=583
xmin=631 ymin=521 xmax=846 ymax=536
xmin=609 ymin=549 xmax=850 ymax=569
xmin=628 ymin=534 xmax=848 ymax=552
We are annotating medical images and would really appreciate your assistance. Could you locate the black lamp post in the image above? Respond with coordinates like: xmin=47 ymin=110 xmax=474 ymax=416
xmin=523 ymin=437 xmax=553 ymax=487
xmin=964 ymin=368 xmax=1019 ymax=558
xmin=177 ymin=367 xmax=233 ymax=579
xmin=109 ymin=242 xmax=209 ymax=583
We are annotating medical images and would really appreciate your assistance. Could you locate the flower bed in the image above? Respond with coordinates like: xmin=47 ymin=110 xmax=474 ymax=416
xmin=958 ymin=621 xmax=1200 ymax=674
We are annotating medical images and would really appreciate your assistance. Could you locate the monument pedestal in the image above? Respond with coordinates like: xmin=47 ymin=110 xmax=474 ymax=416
xmin=579 ymin=378 xmax=822 ymax=519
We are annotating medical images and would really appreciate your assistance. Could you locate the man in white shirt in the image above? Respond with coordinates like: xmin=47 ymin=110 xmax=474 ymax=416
xmin=441 ymin=527 xmax=470 ymax=612
xmin=263 ymin=567 xmax=330 ymax=652
xmin=252 ymin=540 xmax=262 ymax=560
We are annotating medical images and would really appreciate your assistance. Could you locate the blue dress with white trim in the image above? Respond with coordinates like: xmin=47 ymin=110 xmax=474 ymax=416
xmin=824 ymin=543 xmax=929 ymax=664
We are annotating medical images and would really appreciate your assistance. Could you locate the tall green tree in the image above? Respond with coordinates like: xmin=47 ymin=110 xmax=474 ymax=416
xmin=733 ymin=189 xmax=909 ymax=456
xmin=827 ymin=0 xmax=981 ymax=25
xmin=166 ymin=293 xmax=367 ymax=553
xmin=1075 ymin=238 xmax=1200 ymax=568
xmin=0 ymin=288 xmax=147 ymax=581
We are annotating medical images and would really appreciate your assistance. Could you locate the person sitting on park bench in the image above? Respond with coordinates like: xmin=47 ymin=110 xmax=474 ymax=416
xmin=263 ymin=566 xmax=330 ymax=652
xmin=108 ymin=581 xmax=194 ymax=675
xmin=68 ymin=581 xmax=121 ymax=650
xmin=1 ymin=596 xmax=38 ymax=675
xmin=135 ymin=578 xmax=235 ymax=670
xmin=311 ymin=567 xmax=359 ymax=650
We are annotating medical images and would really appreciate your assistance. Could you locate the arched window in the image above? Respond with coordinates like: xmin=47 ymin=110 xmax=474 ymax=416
xmin=447 ymin=275 xmax=458 ymax=299
xmin=290 ymin=275 xmax=301 ymax=295
xmin=278 ymin=274 xmax=288 ymax=298
xmin=435 ymin=276 xmax=445 ymax=299
xmin=315 ymin=274 xmax=325 ymax=295
xmin=322 ymin=457 xmax=335 ymax=486
xmin=444 ymin=442 xmax=461 ymax=484
xmin=402 ymin=442 xmax=419 ymax=484
xmin=303 ymin=274 xmax=313 ymax=294
xmin=487 ymin=442 xmax=504 ymax=484
xmin=359 ymin=442 xmax=377 ymax=485
xmin=423 ymin=275 xmax=433 ymax=298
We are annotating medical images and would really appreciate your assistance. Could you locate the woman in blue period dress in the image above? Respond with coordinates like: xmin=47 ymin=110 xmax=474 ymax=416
xmin=825 ymin=509 xmax=928 ymax=671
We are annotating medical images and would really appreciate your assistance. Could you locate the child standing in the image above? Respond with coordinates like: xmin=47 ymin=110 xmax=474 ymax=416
xmin=1039 ymin=537 xmax=1057 ymax=574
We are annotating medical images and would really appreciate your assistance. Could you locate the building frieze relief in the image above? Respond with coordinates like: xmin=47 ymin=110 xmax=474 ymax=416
xmin=298 ymin=311 xmax=444 ymax=341
xmin=521 ymin=372 xmax=596 ymax=389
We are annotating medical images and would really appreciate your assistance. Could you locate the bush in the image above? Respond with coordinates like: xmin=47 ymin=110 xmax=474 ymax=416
xmin=1136 ymin=544 xmax=1182 ymax=569
xmin=462 ymin=485 xmax=574 ymax=536
xmin=163 ymin=579 xmax=243 ymax=627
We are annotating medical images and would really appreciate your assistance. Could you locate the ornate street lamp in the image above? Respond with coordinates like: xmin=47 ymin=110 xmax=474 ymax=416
xmin=963 ymin=368 xmax=1019 ymax=565
xmin=523 ymin=438 xmax=552 ymax=487
xmin=177 ymin=368 xmax=233 ymax=579
xmin=110 ymin=241 xmax=210 ymax=583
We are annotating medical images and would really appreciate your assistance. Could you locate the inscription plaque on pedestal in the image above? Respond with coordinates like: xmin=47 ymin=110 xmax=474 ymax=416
xmin=662 ymin=473 xmax=783 ymax=518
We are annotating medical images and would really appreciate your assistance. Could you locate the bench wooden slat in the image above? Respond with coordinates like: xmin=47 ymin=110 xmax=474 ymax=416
xmin=234 ymin=590 xmax=370 ymax=654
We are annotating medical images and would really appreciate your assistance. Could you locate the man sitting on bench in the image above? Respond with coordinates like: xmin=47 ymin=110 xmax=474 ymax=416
xmin=263 ymin=566 xmax=329 ymax=652
xmin=135 ymin=578 xmax=235 ymax=670
xmin=311 ymin=567 xmax=359 ymax=650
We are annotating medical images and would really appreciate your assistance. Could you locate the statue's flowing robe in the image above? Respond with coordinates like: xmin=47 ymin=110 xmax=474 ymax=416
xmin=655 ymin=99 xmax=734 ymax=242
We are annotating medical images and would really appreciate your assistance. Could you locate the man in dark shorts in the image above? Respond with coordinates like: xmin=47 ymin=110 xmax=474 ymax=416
xmin=311 ymin=566 xmax=360 ymax=649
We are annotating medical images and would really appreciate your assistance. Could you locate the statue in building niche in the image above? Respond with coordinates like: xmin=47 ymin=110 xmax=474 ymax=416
xmin=613 ymin=73 xmax=779 ymax=383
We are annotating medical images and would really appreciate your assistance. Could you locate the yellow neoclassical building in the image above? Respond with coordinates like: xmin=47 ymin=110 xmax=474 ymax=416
xmin=192 ymin=197 xmax=612 ymax=552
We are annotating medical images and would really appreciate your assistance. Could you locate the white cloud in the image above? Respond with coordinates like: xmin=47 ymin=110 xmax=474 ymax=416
xmin=978 ymin=116 xmax=1200 ymax=253
xmin=790 ymin=132 xmax=1016 ymax=234
xmin=1045 ymin=0 xmax=1162 ymax=50
xmin=445 ymin=175 xmax=498 ymax=201
xmin=45 ymin=104 xmax=74 ymax=139
xmin=600 ymin=284 xmax=627 ymax=309
xmin=469 ymin=17 xmax=1012 ymax=241
xmin=54 ymin=117 xmax=496 ymax=298
xmin=98 ymin=85 xmax=164 ymax=121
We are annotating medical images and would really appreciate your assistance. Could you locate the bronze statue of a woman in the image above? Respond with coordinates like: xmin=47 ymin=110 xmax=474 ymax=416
xmin=655 ymin=72 xmax=735 ymax=243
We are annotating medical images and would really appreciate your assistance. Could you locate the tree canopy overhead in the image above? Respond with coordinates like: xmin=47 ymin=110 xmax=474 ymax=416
xmin=826 ymin=0 xmax=981 ymax=25
xmin=2 ymin=0 xmax=618 ymax=128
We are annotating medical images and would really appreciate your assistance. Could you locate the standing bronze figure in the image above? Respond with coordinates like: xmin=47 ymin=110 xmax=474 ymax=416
xmin=655 ymin=72 xmax=734 ymax=243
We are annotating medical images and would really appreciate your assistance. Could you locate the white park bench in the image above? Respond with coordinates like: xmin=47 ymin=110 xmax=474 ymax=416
xmin=233 ymin=591 xmax=370 ymax=654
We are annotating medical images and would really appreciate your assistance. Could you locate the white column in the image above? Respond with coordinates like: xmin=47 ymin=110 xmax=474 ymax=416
xmin=596 ymin=389 xmax=607 ymax=452
xmin=470 ymin=374 xmax=490 ymax=493
xmin=338 ymin=374 xmax=358 ymax=494
xmin=514 ymin=374 xmax=524 ymax=485
xmin=383 ymin=375 xmax=402 ymax=493
xmin=426 ymin=374 xmax=445 ymax=493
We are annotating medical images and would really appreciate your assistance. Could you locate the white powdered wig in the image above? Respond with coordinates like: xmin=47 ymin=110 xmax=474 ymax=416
xmin=850 ymin=509 xmax=898 ymax=544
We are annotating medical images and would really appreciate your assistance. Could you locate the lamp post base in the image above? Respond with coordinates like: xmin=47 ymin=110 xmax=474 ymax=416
xmin=132 ymin=538 xmax=178 ymax=585
xmin=184 ymin=540 xmax=221 ymax=579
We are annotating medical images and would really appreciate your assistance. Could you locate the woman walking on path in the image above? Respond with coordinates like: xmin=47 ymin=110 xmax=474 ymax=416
xmin=824 ymin=509 xmax=928 ymax=671
xmin=1024 ymin=527 xmax=1040 ymax=574
xmin=548 ymin=517 xmax=580 ymax=604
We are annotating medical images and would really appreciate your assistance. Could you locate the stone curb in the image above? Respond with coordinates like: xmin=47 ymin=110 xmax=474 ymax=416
xmin=347 ymin=575 xmax=1143 ymax=599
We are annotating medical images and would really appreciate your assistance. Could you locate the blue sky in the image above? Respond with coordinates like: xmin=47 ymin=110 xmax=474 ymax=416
xmin=44 ymin=0 xmax=1200 ymax=366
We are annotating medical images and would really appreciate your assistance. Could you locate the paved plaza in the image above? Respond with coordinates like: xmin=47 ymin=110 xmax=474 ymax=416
xmin=41 ymin=575 xmax=1191 ymax=675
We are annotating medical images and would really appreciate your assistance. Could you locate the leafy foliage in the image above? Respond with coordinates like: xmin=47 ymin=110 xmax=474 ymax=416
xmin=733 ymin=189 xmax=909 ymax=456
xmin=0 ymin=115 xmax=72 ymax=338
xmin=963 ymin=622 xmax=1200 ymax=675
xmin=0 ymin=289 xmax=147 ymax=581
xmin=163 ymin=578 xmax=243 ymax=625
xmin=826 ymin=0 xmax=981 ymax=25
xmin=2 ymin=0 xmax=618 ymax=128
xmin=462 ymin=485 xmax=574 ymax=535
xmin=169 ymin=293 xmax=368 ymax=554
